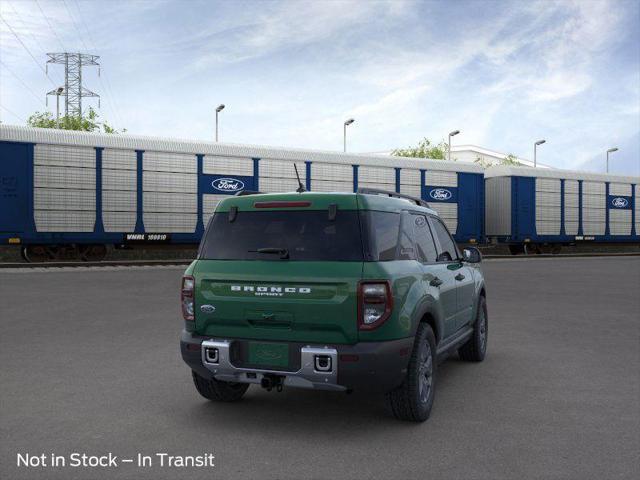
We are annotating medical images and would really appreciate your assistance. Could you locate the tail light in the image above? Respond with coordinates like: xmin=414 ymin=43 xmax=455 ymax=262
xmin=358 ymin=281 xmax=393 ymax=330
xmin=181 ymin=275 xmax=195 ymax=321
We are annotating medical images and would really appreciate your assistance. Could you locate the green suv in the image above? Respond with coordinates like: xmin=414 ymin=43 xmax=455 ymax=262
xmin=180 ymin=189 xmax=487 ymax=422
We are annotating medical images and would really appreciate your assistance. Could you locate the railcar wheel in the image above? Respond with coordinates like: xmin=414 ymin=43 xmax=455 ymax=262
xmin=23 ymin=245 xmax=50 ymax=263
xmin=523 ymin=243 xmax=539 ymax=255
xmin=79 ymin=244 xmax=107 ymax=262
xmin=508 ymin=244 xmax=524 ymax=255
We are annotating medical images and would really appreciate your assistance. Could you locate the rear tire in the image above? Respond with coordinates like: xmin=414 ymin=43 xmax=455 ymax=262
xmin=459 ymin=296 xmax=488 ymax=362
xmin=192 ymin=371 xmax=249 ymax=402
xmin=384 ymin=323 xmax=436 ymax=422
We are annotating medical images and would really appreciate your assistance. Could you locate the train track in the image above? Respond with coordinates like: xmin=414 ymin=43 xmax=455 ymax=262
xmin=0 ymin=259 xmax=193 ymax=269
xmin=0 ymin=251 xmax=638 ymax=269
xmin=483 ymin=252 xmax=639 ymax=259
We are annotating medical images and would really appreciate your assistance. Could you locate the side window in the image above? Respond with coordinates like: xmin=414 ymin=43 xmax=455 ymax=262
xmin=412 ymin=214 xmax=437 ymax=263
xmin=430 ymin=217 xmax=458 ymax=262
xmin=396 ymin=212 xmax=415 ymax=261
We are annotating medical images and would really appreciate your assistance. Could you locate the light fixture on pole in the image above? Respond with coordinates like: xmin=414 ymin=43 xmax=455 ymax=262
xmin=448 ymin=130 xmax=460 ymax=161
xmin=215 ymin=104 xmax=225 ymax=142
xmin=343 ymin=118 xmax=355 ymax=152
xmin=534 ymin=139 xmax=546 ymax=167
xmin=606 ymin=147 xmax=618 ymax=173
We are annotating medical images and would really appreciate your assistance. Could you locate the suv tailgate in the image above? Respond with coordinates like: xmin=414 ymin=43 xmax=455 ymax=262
xmin=194 ymin=260 xmax=362 ymax=344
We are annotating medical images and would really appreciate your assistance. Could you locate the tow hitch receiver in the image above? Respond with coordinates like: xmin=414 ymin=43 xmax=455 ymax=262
xmin=261 ymin=374 xmax=285 ymax=392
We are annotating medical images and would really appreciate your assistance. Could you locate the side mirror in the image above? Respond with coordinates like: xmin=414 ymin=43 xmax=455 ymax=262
xmin=436 ymin=252 xmax=452 ymax=262
xmin=463 ymin=247 xmax=482 ymax=263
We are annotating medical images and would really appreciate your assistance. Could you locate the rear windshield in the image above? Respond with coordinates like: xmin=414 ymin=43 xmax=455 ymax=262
xmin=199 ymin=210 xmax=364 ymax=261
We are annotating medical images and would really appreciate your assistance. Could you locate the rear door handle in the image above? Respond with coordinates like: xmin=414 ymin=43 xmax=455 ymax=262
xmin=429 ymin=277 xmax=443 ymax=287
xmin=455 ymin=273 xmax=465 ymax=281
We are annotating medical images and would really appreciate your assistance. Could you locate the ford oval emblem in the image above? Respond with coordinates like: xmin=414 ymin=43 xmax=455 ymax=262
xmin=200 ymin=304 xmax=216 ymax=314
xmin=211 ymin=178 xmax=245 ymax=192
xmin=429 ymin=188 xmax=452 ymax=201
xmin=612 ymin=197 xmax=628 ymax=208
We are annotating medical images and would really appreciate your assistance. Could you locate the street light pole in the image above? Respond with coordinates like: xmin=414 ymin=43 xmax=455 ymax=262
xmin=343 ymin=118 xmax=354 ymax=152
xmin=56 ymin=87 xmax=64 ymax=128
xmin=448 ymin=130 xmax=460 ymax=161
xmin=215 ymin=104 xmax=225 ymax=142
xmin=606 ymin=147 xmax=618 ymax=173
xmin=534 ymin=139 xmax=546 ymax=167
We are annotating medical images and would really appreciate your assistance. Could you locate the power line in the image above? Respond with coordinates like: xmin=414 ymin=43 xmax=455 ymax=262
xmin=6 ymin=2 xmax=48 ymax=55
xmin=4 ymin=1 xmax=65 ymax=85
xmin=35 ymin=0 xmax=67 ymax=52
xmin=61 ymin=0 xmax=90 ymax=52
xmin=71 ymin=0 xmax=125 ymax=128
xmin=0 ymin=14 xmax=57 ymax=87
xmin=0 ymin=104 xmax=27 ymax=123
xmin=0 ymin=59 xmax=48 ymax=107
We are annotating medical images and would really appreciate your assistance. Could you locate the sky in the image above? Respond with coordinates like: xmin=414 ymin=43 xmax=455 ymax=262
xmin=0 ymin=0 xmax=639 ymax=175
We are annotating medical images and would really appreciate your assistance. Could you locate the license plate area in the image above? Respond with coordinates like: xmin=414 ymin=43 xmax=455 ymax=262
xmin=228 ymin=341 xmax=299 ymax=371
xmin=249 ymin=342 xmax=289 ymax=368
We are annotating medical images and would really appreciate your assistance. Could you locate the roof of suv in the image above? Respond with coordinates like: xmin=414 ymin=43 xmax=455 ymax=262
xmin=215 ymin=191 xmax=438 ymax=216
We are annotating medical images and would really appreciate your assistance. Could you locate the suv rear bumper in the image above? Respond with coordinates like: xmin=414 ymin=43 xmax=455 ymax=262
xmin=180 ymin=330 xmax=413 ymax=393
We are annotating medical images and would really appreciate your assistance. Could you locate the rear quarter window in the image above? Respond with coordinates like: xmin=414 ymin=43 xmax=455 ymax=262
xmin=361 ymin=211 xmax=415 ymax=261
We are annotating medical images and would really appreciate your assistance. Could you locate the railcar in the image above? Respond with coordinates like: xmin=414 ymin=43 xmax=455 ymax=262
xmin=0 ymin=125 xmax=484 ymax=261
xmin=484 ymin=165 xmax=639 ymax=254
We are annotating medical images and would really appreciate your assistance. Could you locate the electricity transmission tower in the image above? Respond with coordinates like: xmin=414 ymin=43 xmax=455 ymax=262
xmin=46 ymin=53 xmax=100 ymax=118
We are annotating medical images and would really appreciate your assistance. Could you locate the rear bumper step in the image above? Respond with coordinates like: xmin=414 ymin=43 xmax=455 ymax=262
xmin=180 ymin=330 xmax=413 ymax=393
xmin=201 ymin=339 xmax=342 ymax=391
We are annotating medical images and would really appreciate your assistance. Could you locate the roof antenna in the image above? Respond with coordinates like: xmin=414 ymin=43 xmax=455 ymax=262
xmin=294 ymin=163 xmax=306 ymax=193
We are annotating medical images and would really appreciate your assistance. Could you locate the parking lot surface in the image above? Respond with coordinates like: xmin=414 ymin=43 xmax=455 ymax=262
xmin=1 ymin=257 xmax=639 ymax=479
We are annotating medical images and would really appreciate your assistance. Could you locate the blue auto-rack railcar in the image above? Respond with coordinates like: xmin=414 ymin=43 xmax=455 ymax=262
xmin=484 ymin=165 xmax=639 ymax=254
xmin=0 ymin=125 xmax=484 ymax=261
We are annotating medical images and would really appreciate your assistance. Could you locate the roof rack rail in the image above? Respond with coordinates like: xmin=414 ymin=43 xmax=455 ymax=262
xmin=357 ymin=187 xmax=430 ymax=208
xmin=234 ymin=190 xmax=263 ymax=196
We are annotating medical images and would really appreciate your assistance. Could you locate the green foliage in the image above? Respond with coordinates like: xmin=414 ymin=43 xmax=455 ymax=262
xmin=391 ymin=138 xmax=450 ymax=160
xmin=502 ymin=153 xmax=521 ymax=165
xmin=27 ymin=107 xmax=126 ymax=134
xmin=474 ymin=153 xmax=522 ymax=168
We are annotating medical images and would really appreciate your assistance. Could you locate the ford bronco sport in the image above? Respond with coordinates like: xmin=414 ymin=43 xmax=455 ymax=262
xmin=180 ymin=189 xmax=487 ymax=422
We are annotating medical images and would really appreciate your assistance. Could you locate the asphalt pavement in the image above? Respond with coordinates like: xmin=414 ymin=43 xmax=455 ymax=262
xmin=1 ymin=257 xmax=639 ymax=479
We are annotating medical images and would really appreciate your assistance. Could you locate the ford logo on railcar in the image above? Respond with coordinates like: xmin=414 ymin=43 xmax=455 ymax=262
xmin=212 ymin=178 xmax=245 ymax=192
xmin=429 ymin=188 xmax=452 ymax=201
xmin=611 ymin=197 xmax=628 ymax=208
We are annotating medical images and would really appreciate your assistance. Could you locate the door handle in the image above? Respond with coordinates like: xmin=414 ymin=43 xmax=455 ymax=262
xmin=455 ymin=273 xmax=465 ymax=281
xmin=429 ymin=277 xmax=443 ymax=287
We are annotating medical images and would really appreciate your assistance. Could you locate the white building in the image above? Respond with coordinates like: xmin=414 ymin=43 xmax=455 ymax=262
xmin=450 ymin=145 xmax=551 ymax=168
xmin=366 ymin=145 xmax=551 ymax=169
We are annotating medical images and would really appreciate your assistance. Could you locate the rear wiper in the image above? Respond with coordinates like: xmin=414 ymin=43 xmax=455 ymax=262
xmin=249 ymin=247 xmax=290 ymax=259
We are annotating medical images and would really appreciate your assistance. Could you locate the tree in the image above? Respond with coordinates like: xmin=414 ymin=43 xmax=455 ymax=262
xmin=391 ymin=138 xmax=450 ymax=160
xmin=502 ymin=153 xmax=521 ymax=165
xmin=474 ymin=153 xmax=522 ymax=168
xmin=27 ymin=107 xmax=125 ymax=133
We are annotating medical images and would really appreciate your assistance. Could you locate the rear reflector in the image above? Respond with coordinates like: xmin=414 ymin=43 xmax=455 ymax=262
xmin=339 ymin=354 xmax=359 ymax=362
xmin=254 ymin=201 xmax=311 ymax=208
